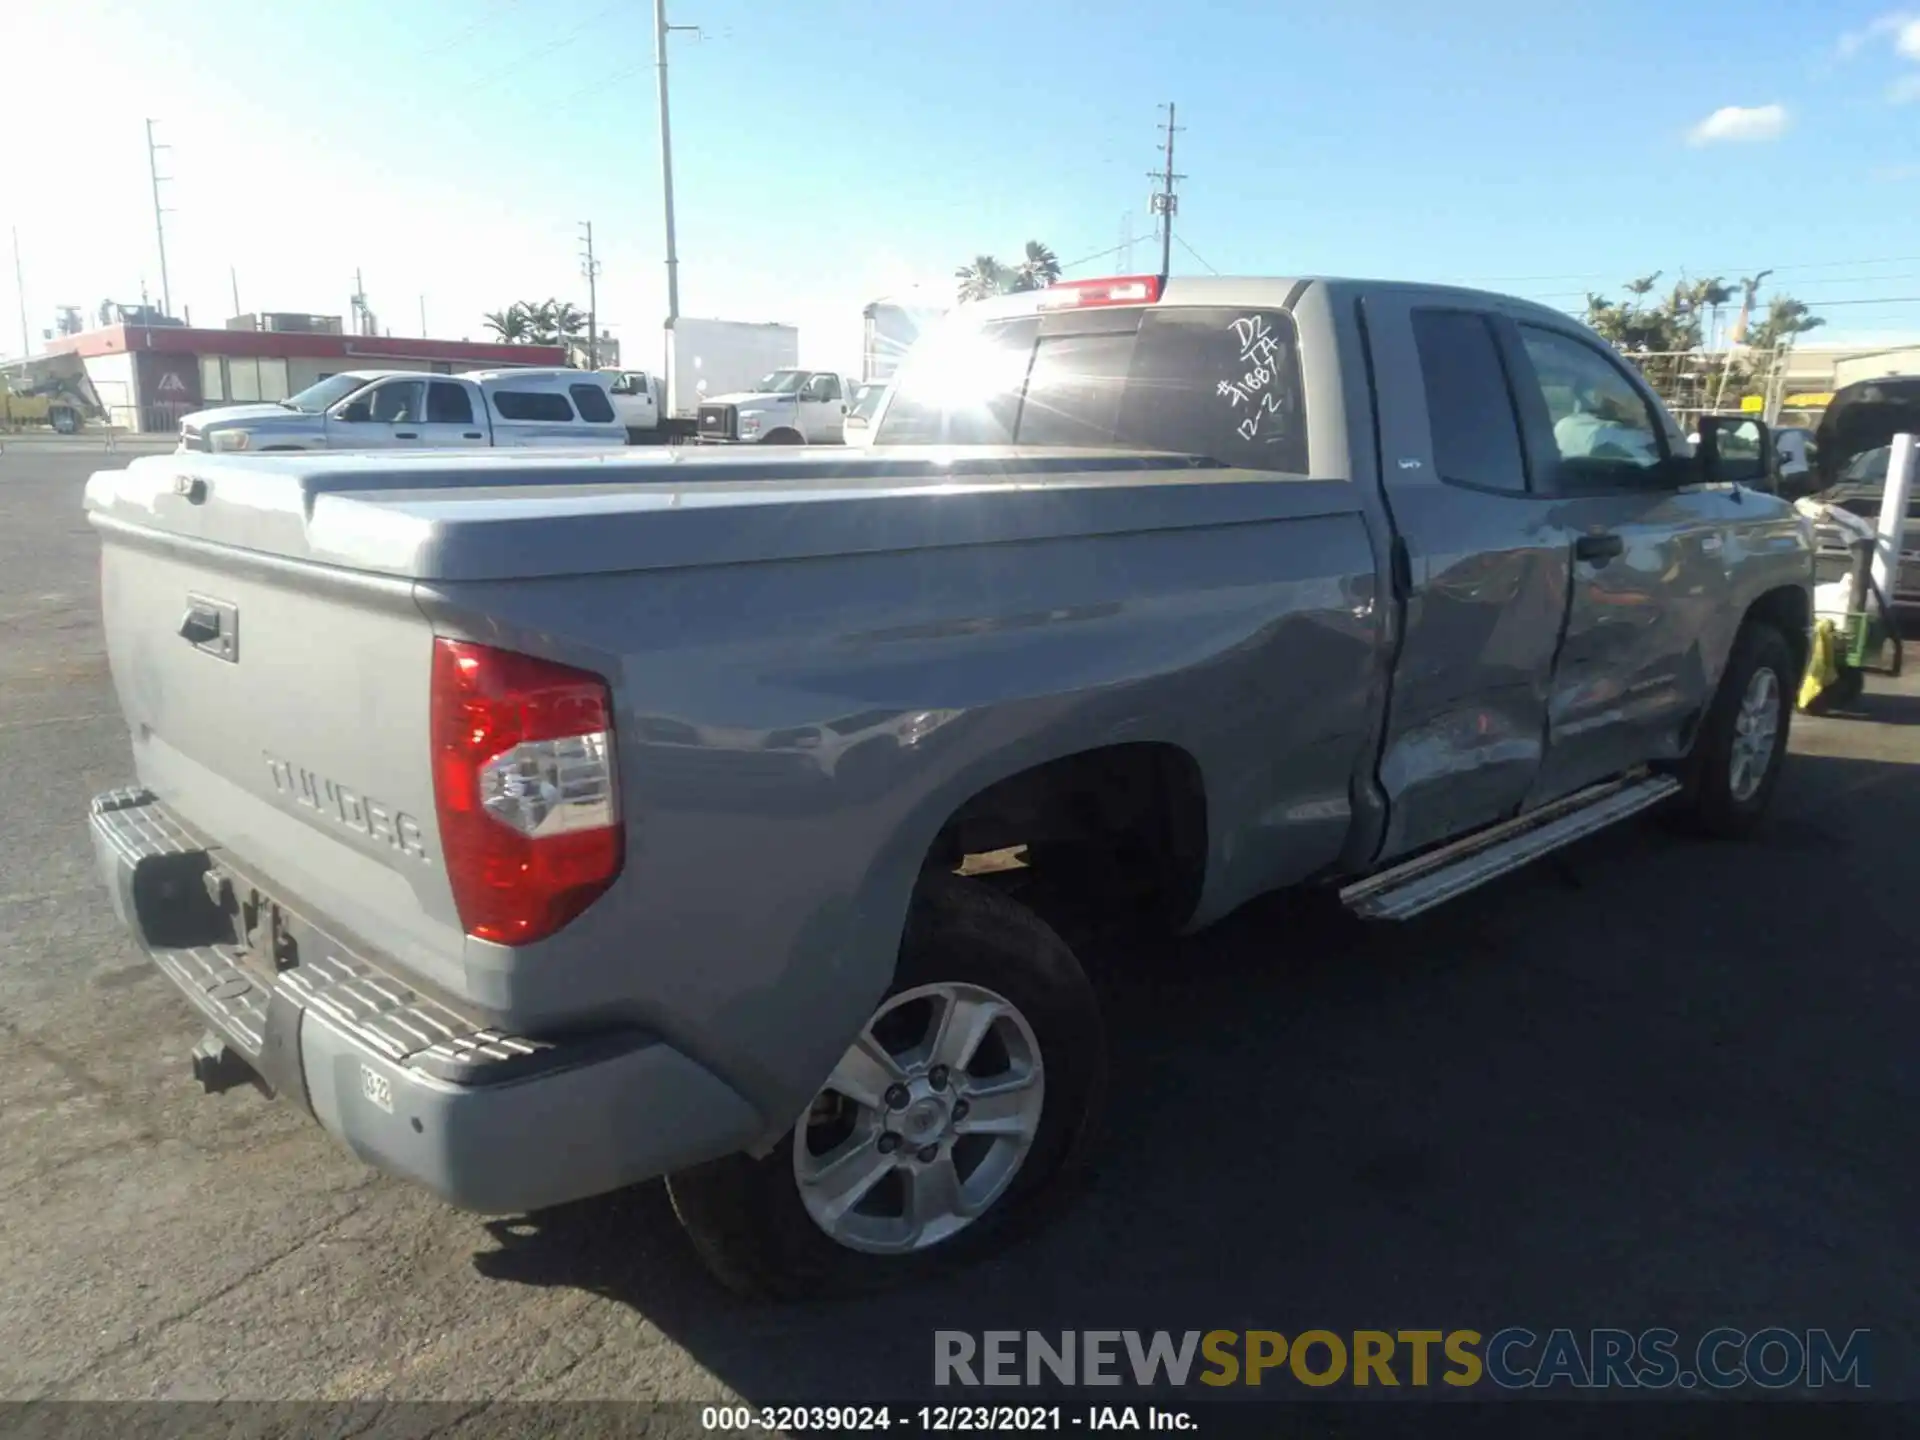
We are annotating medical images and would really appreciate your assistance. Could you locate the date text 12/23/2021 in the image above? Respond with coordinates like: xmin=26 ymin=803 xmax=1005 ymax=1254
xmin=700 ymin=1405 xmax=1194 ymax=1432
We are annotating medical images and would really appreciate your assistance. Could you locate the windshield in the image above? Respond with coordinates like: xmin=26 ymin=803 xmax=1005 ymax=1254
xmin=1842 ymin=445 xmax=1892 ymax=484
xmin=850 ymin=383 xmax=888 ymax=420
xmin=872 ymin=305 xmax=1308 ymax=472
xmin=283 ymin=373 xmax=377 ymax=413
xmin=755 ymin=369 xmax=811 ymax=394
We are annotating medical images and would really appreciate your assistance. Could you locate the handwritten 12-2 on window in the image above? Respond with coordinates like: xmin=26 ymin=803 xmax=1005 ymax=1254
xmin=1217 ymin=315 xmax=1287 ymax=441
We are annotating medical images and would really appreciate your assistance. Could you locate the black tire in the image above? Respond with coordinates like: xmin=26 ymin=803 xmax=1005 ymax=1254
xmin=759 ymin=428 xmax=804 ymax=445
xmin=1673 ymin=622 xmax=1795 ymax=838
xmin=666 ymin=873 xmax=1107 ymax=1301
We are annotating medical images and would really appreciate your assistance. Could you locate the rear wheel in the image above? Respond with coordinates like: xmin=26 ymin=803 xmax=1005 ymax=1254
xmin=1673 ymin=622 xmax=1795 ymax=838
xmin=667 ymin=873 xmax=1106 ymax=1300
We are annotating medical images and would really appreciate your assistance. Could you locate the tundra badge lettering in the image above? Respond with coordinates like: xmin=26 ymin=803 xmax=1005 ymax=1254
xmin=264 ymin=753 xmax=430 ymax=860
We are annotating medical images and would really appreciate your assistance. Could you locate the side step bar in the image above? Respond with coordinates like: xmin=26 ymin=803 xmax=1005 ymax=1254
xmin=1340 ymin=772 xmax=1682 ymax=922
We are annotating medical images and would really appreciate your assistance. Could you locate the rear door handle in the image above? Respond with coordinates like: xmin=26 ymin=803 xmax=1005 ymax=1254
xmin=394 ymin=431 xmax=419 ymax=440
xmin=462 ymin=431 xmax=483 ymax=439
xmin=1575 ymin=533 xmax=1625 ymax=564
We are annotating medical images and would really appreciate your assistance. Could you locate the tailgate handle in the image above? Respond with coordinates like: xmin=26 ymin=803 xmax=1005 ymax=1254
xmin=178 ymin=595 xmax=240 ymax=662
xmin=179 ymin=607 xmax=222 ymax=644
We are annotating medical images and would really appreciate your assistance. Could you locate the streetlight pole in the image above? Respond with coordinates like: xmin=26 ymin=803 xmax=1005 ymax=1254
xmin=146 ymin=119 xmax=174 ymax=318
xmin=654 ymin=0 xmax=699 ymax=399
xmin=12 ymin=227 xmax=29 ymax=358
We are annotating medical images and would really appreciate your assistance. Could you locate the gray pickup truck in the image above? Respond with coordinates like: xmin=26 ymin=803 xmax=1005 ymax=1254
xmin=84 ymin=274 xmax=1812 ymax=1299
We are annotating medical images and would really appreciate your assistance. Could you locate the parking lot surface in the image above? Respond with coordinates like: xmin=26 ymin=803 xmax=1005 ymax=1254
xmin=2 ymin=448 xmax=1916 ymax=1403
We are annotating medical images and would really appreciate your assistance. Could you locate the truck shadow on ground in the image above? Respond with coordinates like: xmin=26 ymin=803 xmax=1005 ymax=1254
xmin=472 ymin=749 xmax=1920 ymax=1405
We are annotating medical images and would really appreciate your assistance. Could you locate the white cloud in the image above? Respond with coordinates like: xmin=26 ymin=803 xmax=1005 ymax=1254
xmin=1838 ymin=11 xmax=1920 ymax=61
xmin=1838 ymin=11 xmax=1917 ymax=56
xmin=1686 ymin=104 xmax=1790 ymax=145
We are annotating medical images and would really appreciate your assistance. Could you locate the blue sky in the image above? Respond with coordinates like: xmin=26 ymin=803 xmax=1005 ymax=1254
xmin=5 ymin=0 xmax=1919 ymax=369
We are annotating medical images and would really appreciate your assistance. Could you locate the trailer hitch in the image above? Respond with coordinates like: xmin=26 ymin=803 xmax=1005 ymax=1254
xmin=191 ymin=1032 xmax=266 ymax=1097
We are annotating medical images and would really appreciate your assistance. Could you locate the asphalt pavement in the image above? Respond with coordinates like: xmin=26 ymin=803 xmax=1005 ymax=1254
xmin=2 ymin=446 xmax=1917 ymax=1406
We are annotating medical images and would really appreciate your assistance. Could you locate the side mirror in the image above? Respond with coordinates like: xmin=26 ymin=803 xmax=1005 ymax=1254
xmin=336 ymin=400 xmax=372 ymax=423
xmin=1697 ymin=415 xmax=1770 ymax=489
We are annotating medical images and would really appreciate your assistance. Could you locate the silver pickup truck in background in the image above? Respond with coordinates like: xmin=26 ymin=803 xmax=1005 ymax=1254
xmin=85 ymin=273 xmax=1811 ymax=1299
xmin=176 ymin=367 xmax=627 ymax=452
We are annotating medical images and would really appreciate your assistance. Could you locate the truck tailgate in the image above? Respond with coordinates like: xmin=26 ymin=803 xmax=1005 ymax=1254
xmin=90 ymin=489 xmax=464 ymax=990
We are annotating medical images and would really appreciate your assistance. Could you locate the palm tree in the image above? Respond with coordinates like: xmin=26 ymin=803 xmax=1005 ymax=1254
xmin=1749 ymin=296 xmax=1825 ymax=353
xmin=1010 ymin=241 xmax=1062 ymax=293
xmin=954 ymin=256 xmax=1008 ymax=303
xmin=519 ymin=300 xmax=558 ymax=346
xmin=483 ymin=306 xmax=531 ymax=343
xmin=1695 ymin=277 xmax=1735 ymax=351
xmin=548 ymin=300 xmax=587 ymax=341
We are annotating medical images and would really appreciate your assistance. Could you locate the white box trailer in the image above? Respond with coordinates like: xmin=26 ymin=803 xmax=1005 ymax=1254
xmin=604 ymin=317 xmax=800 ymax=442
xmin=861 ymin=301 xmax=946 ymax=383
xmin=672 ymin=317 xmax=799 ymax=419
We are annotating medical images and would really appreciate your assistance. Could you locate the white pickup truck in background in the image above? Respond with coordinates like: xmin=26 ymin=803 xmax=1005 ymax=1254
xmin=177 ymin=368 xmax=627 ymax=452
xmin=604 ymin=317 xmax=801 ymax=444
xmin=694 ymin=368 xmax=860 ymax=445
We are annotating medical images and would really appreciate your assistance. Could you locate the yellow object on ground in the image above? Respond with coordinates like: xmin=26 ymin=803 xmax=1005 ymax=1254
xmin=1799 ymin=618 xmax=1842 ymax=710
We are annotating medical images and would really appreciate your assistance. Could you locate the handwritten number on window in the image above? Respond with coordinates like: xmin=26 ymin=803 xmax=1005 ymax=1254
xmin=1220 ymin=315 xmax=1286 ymax=440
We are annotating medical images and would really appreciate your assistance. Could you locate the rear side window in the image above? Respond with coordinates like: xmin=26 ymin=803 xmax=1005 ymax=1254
xmin=877 ymin=306 xmax=1308 ymax=473
xmin=492 ymin=390 xmax=576 ymax=423
xmin=1411 ymin=310 xmax=1528 ymax=492
xmin=569 ymin=382 xmax=616 ymax=423
xmin=427 ymin=381 xmax=474 ymax=425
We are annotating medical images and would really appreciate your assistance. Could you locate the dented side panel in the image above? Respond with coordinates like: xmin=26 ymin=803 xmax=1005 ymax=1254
xmin=1357 ymin=291 xmax=1569 ymax=862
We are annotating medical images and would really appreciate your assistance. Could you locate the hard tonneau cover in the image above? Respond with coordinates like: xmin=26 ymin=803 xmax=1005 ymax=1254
xmin=86 ymin=448 xmax=1355 ymax=583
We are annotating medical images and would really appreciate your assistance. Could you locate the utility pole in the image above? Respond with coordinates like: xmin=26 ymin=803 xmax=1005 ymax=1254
xmin=350 ymin=269 xmax=373 ymax=337
xmin=654 ymin=0 xmax=699 ymax=390
xmin=230 ymin=266 xmax=241 ymax=322
xmin=12 ymin=227 xmax=28 ymax=358
xmin=146 ymin=119 xmax=174 ymax=318
xmin=419 ymin=295 xmax=428 ymax=338
xmin=579 ymin=220 xmax=601 ymax=369
xmin=1148 ymin=103 xmax=1185 ymax=278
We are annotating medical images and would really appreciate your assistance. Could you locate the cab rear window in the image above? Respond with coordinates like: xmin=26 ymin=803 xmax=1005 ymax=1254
xmin=875 ymin=305 xmax=1308 ymax=473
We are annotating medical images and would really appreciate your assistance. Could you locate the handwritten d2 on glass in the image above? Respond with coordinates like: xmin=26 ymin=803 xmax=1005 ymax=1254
xmin=1218 ymin=313 xmax=1289 ymax=442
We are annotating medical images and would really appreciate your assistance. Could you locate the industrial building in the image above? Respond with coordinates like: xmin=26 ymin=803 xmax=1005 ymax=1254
xmin=46 ymin=313 xmax=566 ymax=433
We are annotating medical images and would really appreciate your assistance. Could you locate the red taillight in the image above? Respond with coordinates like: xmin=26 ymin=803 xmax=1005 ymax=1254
xmin=1035 ymin=274 xmax=1162 ymax=310
xmin=430 ymin=638 xmax=624 ymax=946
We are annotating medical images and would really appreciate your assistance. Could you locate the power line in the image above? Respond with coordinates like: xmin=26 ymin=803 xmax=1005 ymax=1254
xmin=414 ymin=0 xmax=525 ymax=63
xmin=1058 ymin=241 xmax=1133 ymax=273
xmin=1175 ymin=234 xmax=1219 ymax=275
xmin=463 ymin=0 xmax=626 ymax=93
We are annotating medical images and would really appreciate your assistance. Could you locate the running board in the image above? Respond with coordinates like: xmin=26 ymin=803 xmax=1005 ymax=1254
xmin=1339 ymin=773 xmax=1682 ymax=922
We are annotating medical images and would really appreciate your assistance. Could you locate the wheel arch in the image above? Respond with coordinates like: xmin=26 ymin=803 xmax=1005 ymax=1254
xmin=1743 ymin=583 xmax=1812 ymax=677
